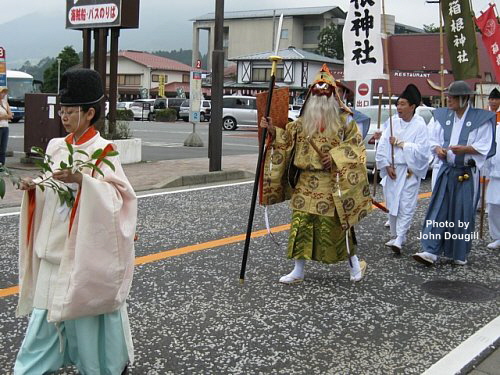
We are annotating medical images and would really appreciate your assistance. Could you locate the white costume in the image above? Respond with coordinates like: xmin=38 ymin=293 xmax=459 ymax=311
xmin=15 ymin=128 xmax=137 ymax=374
xmin=484 ymin=125 xmax=500 ymax=248
xmin=376 ymin=114 xmax=430 ymax=249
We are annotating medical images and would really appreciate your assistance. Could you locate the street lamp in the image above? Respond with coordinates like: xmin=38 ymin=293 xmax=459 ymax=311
xmin=57 ymin=58 xmax=62 ymax=94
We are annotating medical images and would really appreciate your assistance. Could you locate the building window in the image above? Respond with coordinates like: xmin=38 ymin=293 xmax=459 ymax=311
xmin=182 ymin=74 xmax=190 ymax=83
xmin=152 ymin=74 xmax=159 ymax=82
xmin=281 ymin=29 xmax=289 ymax=39
xmin=252 ymin=67 xmax=284 ymax=82
xmin=303 ymin=25 xmax=321 ymax=44
xmin=117 ymin=74 xmax=141 ymax=86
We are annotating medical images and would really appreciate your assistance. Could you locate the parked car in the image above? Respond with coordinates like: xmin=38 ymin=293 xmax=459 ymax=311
xmin=116 ymin=101 xmax=135 ymax=111
xmin=179 ymin=99 xmax=211 ymax=122
xmin=222 ymin=95 xmax=258 ymax=130
xmin=288 ymin=104 xmax=302 ymax=122
xmin=359 ymin=105 xmax=435 ymax=168
xmin=153 ymin=97 xmax=185 ymax=119
xmin=130 ymin=99 xmax=155 ymax=121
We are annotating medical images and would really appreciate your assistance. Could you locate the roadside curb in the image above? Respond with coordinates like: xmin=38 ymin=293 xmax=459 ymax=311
xmin=150 ymin=170 xmax=254 ymax=190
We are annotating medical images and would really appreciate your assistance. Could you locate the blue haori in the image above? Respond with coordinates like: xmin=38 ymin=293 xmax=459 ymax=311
xmin=420 ymin=162 xmax=476 ymax=262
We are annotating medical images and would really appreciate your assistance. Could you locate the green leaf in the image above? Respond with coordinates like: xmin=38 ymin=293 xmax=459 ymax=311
xmin=88 ymin=164 xmax=104 ymax=177
xmin=0 ymin=178 xmax=5 ymax=199
xmin=68 ymin=154 xmax=73 ymax=166
xmin=31 ymin=146 xmax=45 ymax=156
xmin=60 ymin=161 xmax=68 ymax=169
xmin=101 ymin=158 xmax=115 ymax=172
xmin=76 ymin=150 xmax=89 ymax=157
xmin=91 ymin=149 xmax=103 ymax=159
xmin=38 ymin=184 xmax=45 ymax=192
xmin=106 ymin=150 xmax=119 ymax=157
xmin=66 ymin=142 xmax=74 ymax=155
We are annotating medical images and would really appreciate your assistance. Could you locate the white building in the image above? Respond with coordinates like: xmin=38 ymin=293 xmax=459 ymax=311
xmin=98 ymin=50 xmax=197 ymax=100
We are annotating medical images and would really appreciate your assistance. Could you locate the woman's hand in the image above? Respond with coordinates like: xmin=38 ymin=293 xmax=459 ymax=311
xmin=18 ymin=177 xmax=36 ymax=191
xmin=53 ymin=169 xmax=83 ymax=186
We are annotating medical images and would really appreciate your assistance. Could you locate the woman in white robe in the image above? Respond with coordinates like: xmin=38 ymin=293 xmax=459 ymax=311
xmin=14 ymin=69 xmax=136 ymax=375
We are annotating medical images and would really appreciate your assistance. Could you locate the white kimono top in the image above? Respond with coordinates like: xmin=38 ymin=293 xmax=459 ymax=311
xmin=17 ymin=127 xmax=137 ymax=322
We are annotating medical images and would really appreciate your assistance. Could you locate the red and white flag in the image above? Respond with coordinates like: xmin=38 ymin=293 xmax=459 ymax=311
xmin=475 ymin=5 xmax=500 ymax=82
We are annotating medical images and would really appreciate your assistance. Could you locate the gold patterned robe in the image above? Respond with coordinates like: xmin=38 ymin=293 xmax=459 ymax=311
xmin=261 ymin=113 xmax=373 ymax=263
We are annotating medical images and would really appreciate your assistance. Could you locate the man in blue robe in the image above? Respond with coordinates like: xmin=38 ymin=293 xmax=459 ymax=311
xmin=413 ymin=81 xmax=496 ymax=266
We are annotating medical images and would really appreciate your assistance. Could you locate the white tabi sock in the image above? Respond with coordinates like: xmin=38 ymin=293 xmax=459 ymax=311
xmin=289 ymin=259 xmax=305 ymax=278
xmin=348 ymin=255 xmax=361 ymax=277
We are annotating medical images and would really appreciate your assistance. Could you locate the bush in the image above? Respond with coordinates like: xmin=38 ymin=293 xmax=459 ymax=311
xmin=102 ymin=120 xmax=133 ymax=140
xmin=155 ymin=109 xmax=177 ymax=122
xmin=116 ymin=109 xmax=134 ymax=121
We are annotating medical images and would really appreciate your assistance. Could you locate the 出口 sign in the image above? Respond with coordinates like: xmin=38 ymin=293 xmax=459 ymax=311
xmin=66 ymin=0 xmax=138 ymax=29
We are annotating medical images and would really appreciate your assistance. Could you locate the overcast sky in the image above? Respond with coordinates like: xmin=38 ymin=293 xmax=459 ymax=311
xmin=0 ymin=0 xmax=494 ymax=27
xmin=0 ymin=0 xmax=495 ymax=66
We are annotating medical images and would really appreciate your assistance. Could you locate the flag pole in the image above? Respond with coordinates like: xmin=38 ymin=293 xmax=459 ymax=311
xmin=439 ymin=1 xmax=446 ymax=106
xmin=471 ymin=1 xmax=488 ymax=239
xmin=372 ymin=87 xmax=383 ymax=196
xmin=239 ymin=14 xmax=283 ymax=284
xmin=381 ymin=0 xmax=394 ymax=167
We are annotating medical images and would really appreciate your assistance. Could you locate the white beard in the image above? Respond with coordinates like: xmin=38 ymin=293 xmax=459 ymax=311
xmin=302 ymin=94 xmax=342 ymax=137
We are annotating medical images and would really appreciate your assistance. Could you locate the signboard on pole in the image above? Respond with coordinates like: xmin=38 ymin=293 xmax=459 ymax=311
xmin=343 ymin=0 xmax=385 ymax=81
xmin=158 ymin=74 xmax=165 ymax=98
xmin=0 ymin=47 xmax=6 ymax=87
xmin=355 ymin=80 xmax=372 ymax=108
xmin=189 ymin=71 xmax=202 ymax=122
xmin=65 ymin=0 xmax=139 ymax=29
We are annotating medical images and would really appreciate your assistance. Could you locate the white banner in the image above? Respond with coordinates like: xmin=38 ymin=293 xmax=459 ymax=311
xmin=343 ymin=0 xmax=385 ymax=81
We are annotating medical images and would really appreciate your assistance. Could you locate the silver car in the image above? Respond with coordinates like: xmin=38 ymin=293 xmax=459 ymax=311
xmin=222 ymin=96 xmax=258 ymax=130
xmin=358 ymin=105 xmax=435 ymax=168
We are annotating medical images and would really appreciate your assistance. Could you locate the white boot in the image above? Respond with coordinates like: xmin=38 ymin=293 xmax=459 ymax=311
xmin=279 ymin=259 xmax=305 ymax=284
xmin=348 ymin=255 xmax=367 ymax=282
xmin=487 ymin=240 xmax=500 ymax=249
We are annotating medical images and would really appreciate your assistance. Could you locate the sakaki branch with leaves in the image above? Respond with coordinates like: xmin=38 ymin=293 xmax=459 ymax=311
xmin=0 ymin=143 xmax=118 ymax=208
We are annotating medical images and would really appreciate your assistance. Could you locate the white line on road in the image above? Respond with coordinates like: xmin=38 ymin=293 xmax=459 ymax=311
xmin=142 ymin=142 xmax=185 ymax=147
xmin=0 ymin=180 xmax=253 ymax=217
xmin=9 ymin=136 xmax=24 ymax=139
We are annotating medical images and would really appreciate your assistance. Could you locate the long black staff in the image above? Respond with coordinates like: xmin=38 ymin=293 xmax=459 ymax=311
xmin=239 ymin=14 xmax=283 ymax=284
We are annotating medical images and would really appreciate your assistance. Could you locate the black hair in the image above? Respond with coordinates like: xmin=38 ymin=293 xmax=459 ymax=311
xmin=81 ymin=103 xmax=101 ymax=125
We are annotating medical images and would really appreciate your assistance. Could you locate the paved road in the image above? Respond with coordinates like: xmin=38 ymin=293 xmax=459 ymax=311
xmin=1 ymin=179 xmax=499 ymax=374
xmin=7 ymin=120 xmax=259 ymax=162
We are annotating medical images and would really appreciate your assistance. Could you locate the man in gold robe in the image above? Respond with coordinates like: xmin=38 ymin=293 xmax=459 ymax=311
xmin=260 ymin=64 xmax=372 ymax=284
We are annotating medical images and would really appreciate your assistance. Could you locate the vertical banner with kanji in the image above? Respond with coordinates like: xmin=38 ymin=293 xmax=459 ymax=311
xmin=442 ymin=0 xmax=479 ymax=80
xmin=158 ymin=74 xmax=165 ymax=98
xmin=343 ymin=0 xmax=384 ymax=81
xmin=475 ymin=5 xmax=500 ymax=83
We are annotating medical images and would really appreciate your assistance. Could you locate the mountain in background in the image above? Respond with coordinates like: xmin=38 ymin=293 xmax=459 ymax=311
xmin=0 ymin=6 xmax=197 ymax=68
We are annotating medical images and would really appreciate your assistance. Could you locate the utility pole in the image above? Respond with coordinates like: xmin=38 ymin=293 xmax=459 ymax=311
xmin=209 ymin=0 xmax=224 ymax=171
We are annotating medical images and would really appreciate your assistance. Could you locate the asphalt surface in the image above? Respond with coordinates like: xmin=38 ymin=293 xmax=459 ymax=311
xmin=1 ymin=178 xmax=499 ymax=374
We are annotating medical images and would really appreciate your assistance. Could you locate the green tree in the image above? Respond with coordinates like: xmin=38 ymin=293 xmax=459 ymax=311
xmin=423 ymin=23 xmax=441 ymax=33
xmin=317 ymin=23 xmax=344 ymax=60
xmin=42 ymin=46 xmax=80 ymax=93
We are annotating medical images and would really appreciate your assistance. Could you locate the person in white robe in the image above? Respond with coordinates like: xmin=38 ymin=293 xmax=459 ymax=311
xmin=14 ymin=69 xmax=137 ymax=375
xmin=484 ymin=100 xmax=500 ymax=249
xmin=376 ymin=84 xmax=430 ymax=253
